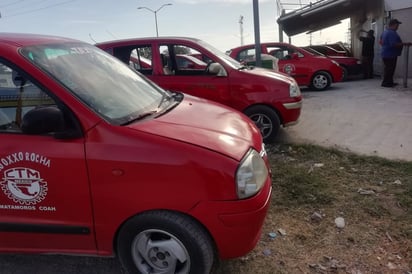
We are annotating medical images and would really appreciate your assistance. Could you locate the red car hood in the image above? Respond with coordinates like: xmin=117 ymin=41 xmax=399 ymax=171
xmin=126 ymin=95 xmax=261 ymax=161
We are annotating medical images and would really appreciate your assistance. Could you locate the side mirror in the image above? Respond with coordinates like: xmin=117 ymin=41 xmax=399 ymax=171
xmin=291 ymin=53 xmax=299 ymax=60
xmin=21 ymin=106 xmax=64 ymax=135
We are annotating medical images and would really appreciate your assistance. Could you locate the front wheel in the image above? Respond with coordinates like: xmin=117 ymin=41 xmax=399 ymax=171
xmin=117 ymin=211 xmax=215 ymax=274
xmin=244 ymin=105 xmax=280 ymax=144
xmin=310 ymin=71 xmax=332 ymax=91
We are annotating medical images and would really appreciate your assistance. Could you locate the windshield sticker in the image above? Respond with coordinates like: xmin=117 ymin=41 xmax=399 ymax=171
xmin=0 ymin=152 xmax=56 ymax=212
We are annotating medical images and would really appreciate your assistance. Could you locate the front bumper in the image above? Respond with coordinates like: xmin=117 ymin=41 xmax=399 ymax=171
xmin=283 ymin=100 xmax=302 ymax=110
xmin=188 ymin=177 xmax=272 ymax=259
xmin=279 ymin=97 xmax=302 ymax=126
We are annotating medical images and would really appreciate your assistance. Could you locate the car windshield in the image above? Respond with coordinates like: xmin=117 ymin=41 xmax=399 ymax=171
xmin=20 ymin=42 xmax=174 ymax=125
xmin=197 ymin=39 xmax=242 ymax=69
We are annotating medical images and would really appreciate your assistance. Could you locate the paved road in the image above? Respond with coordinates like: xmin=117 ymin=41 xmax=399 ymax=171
xmin=276 ymin=77 xmax=412 ymax=162
xmin=1 ymin=77 xmax=411 ymax=273
xmin=0 ymin=254 xmax=123 ymax=274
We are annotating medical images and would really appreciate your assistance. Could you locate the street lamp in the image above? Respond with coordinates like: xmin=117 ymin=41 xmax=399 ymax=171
xmin=137 ymin=3 xmax=173 ymax=37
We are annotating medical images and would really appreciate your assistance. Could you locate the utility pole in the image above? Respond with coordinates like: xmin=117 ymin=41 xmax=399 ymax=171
xmin=253 ymin=0 xmax=262 ymax=67
xmin=239 ymin=15 xmax=244 ymax=46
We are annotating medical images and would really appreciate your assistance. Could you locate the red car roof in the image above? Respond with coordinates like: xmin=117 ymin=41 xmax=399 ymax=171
xmin=95 ymin=37 xmax=205 ymax=47
xmin=0 ymin=33 xmax=80 ymax=46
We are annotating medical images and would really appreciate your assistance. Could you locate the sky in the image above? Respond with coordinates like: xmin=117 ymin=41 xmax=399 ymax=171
xmin=0 ymin=0 xmax=349 ymax=52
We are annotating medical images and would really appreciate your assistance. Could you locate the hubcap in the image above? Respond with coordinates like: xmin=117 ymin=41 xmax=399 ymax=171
xmin=132 ymin=229 xmax=190 ymax=274
xmin=249 ymin=113 xmax=273 ymax=139
xmin=313 ymin=75 xmax=328 ymax=89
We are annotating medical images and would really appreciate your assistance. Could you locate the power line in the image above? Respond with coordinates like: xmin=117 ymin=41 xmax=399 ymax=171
xmin=0 ymin=0 xmax=25 ymax=9
xmin=5 ymin=0 xmax=52 ymax=13
xmin=1 ymin=0 xmax=76 ymax=18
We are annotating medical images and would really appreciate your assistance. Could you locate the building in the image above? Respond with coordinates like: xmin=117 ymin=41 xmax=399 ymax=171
xmin=277 ymin=0 xmax=412 ymax=79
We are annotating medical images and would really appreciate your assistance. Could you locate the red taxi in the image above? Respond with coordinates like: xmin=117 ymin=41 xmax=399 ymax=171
xmin=302 ymin=46 xmax=362 ymax=80
xmin=0 ymin=33 xmax=272 ymax=274
xmin=96 ymin=37 xmax=302 ymax=143
xmin=228 ymin=42 xmax=344 ymax=91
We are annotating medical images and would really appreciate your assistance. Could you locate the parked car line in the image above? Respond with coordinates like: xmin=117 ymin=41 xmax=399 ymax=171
xmin=301 ymin=46 xmax=362 ymax=80
xmin=96 ymin=37 xmax=303 ymax=143
xmin=227 ymin=42 xmax=344 ymax=91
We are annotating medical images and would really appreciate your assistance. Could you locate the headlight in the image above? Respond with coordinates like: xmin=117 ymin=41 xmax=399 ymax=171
xmin=236 ymin=149 xmax=269 ymax=199
xmin=289 ymin=82 xmax=301 ymax=97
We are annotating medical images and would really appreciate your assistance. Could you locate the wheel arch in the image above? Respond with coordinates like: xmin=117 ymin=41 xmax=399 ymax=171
xmin=311 ymin=69 xmax=333 ymax=81
xmin=112 ymin=209 xmax=218 ymax=258
xmin=338 ymin=65 xmax=348 ymax=81
xmin=243 ymin=103 xmax=284 ymax=125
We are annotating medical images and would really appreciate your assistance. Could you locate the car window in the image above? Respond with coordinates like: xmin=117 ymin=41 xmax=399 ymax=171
xmin=159 ymin=44 xmax=216 ymax=76
xmin=130 ymin=47 xmax=153 ymax=75
xmin=0 ymin=62 xmax=57 ymax=134
xmin=111 ymin=45 xmax=153 ymax=75
xmin=159 ymin=45 xmax=174 ymax=75
xmin=267 ymin=46 xmax=303 ymax=60
xmin=237 ymin=49 xmax=256 ymax=62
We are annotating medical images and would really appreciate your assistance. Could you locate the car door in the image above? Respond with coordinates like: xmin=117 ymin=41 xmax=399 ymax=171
xmin=0 ymin=62 xmax=95 ymax=252
xmin=149 ymin=43 xmax=231 ymax=105
xmin=265 ymin=45 xmax=312 ymax=85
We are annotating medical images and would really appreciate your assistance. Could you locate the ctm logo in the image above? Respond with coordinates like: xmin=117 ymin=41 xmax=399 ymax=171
xmin=1 ymin=167 xmax=48 ymax=205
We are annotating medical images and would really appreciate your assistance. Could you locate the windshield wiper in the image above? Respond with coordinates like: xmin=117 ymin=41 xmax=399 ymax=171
xmin=121 ymin=109 xmax=159 ymax=125
xmin=170 ymin=91 xmax=183 ymax=101
xmin=122 ymin=92 xmax=183 ymax=126
xmin=158 ymin=93 xmax=172 ymax=108
xmin=158 ymin=92 xmax=183 ymax=108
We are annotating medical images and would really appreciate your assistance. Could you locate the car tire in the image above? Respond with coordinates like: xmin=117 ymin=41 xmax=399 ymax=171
xmin=117 ymin=210 xmax=215 ymax=274
xmin=310 ymin=71 xmax=332 ymax=91
xmin=244 ymin=105 xmax=280 ymax=144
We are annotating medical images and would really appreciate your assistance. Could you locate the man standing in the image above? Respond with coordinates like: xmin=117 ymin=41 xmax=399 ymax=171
xmin=380 ymin=19 xmax=411 ymax=87
xmin=359 ymin=30 xmax=375 ymax=79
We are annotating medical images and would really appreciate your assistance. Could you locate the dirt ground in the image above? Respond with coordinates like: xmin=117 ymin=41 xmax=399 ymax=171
xmin=215 ymin=144 xmax=412 ymax=274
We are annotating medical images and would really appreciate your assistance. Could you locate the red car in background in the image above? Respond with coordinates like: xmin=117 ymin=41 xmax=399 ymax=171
xmin=96 ymin=37 xmax=302 ymax=143
xmin=302 ymin=46 xmax=362 ymax=80
xmin=309 ymin=42 xmax=353 ymax=57
xmin=228 ymin=42 xmax=344 ymax=91
xmin=0 ymin=33 xmax=272 ymax=273
xmin=307 ymin=44 xmax=348 ymax=56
